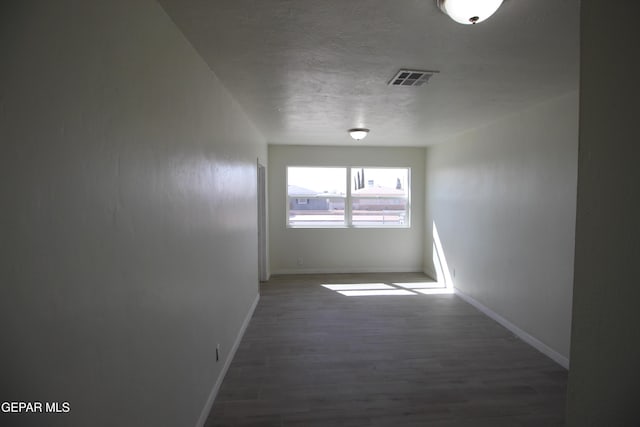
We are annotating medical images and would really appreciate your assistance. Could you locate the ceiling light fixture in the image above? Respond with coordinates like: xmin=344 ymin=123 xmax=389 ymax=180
xmin=437 ymin=0 xmax=503 ymax=25
xmin=348 ymin=128 xmax=369 ymax=141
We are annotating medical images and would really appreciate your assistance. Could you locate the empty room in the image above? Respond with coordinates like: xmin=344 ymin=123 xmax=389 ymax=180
xmin=1 ymin=1 xmax=638 ymax=427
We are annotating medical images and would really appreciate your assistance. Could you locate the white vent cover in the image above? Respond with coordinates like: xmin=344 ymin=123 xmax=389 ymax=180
xmin=388 ymin=69 xmax=438 ymax=87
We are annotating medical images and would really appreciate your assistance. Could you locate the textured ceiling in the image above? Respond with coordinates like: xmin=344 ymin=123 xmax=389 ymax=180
xmin=159 ymin=0 xmax=580 ymax=146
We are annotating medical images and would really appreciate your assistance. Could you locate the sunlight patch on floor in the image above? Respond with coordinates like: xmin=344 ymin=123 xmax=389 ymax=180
xmin=414 ymin=288 xmax=454 ymax=295
xmin=321 ymin=282 xmax=452 ymax=297
xmin=322 ymin=283 xmax=394 ymax=291
xmin=337 ymin=289 xmax=417 ymax=296
xmin=393 ymin=282 xmax=443 ymax=289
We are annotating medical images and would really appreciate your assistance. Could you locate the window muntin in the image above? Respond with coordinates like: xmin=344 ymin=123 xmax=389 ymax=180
xmin=287 ymin=166 xmax=410 ymax=228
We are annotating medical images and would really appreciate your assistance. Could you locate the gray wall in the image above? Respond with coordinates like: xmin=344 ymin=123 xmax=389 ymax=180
xmin=269 ymin=145 xmax=425 ymax=274
xmin=567 ymin=1 xmax=640 ymax=425
xmin=425 ymin=92 xmax=579 ymax=363
xmin=0 ymin=1 xmax=266 ymax=426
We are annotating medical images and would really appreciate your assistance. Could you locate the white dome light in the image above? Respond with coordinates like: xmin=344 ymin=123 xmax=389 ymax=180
xmin=437 ymin=0 xmax=503 ymax=25
xmin=348 ymin=128 xmax=369 ymax=141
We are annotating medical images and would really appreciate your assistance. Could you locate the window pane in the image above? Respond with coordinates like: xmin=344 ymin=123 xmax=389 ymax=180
xmin=351 ymin=168 xmax=409 ymax=227
xmin=352 ymin=198 xmax=408 ymax=226
xmin=287 ymin=167 xmax=346 ymax=227
xmin=351 ymin=167 xmax=408 ymax=195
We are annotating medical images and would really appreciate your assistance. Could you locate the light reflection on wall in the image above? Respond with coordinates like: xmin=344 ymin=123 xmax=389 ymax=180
xmin=432 ymin=221 xmax=455 ymax=292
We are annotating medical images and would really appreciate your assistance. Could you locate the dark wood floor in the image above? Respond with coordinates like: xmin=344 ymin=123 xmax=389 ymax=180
xmin=206 ymin=273 xmax=567 ymax=427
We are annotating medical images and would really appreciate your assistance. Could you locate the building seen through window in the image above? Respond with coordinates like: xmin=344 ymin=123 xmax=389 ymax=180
xmin=287 ymin=167 xmax=410 ymax=228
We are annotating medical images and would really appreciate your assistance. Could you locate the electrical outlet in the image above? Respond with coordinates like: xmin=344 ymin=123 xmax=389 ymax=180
xmin=216 ymin=344 xmax=220 ymax=362
xmin=297 ymin=257 xmax=303 ymax=266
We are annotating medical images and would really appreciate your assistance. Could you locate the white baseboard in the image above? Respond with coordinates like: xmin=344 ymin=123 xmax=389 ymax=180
xmin=270 ymin=267 xmax=422 ymax=275
xmin=454 ymin=288 xmax=569 ymax=370
xmin=195 ymin=293 xmax=260 ymax=427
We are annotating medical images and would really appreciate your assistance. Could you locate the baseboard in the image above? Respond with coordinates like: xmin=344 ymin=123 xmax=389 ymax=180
xmin=195 ymin=293 xmax=260 ymax=427
xmin=270 ymin=267 xmax=422 ymax=275
xmin=454 ymin=288 xmax=570 ymax=370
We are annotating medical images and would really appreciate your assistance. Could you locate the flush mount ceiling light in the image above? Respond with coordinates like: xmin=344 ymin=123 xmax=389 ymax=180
xmin=348 ymin=128 xmax=369 ymax=141
xmin=437 ymin=0 xmax=503 ymax=25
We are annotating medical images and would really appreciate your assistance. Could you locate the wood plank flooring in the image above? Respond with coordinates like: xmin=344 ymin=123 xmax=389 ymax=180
xmin=205 ymin=273 xmax=567 ymax=427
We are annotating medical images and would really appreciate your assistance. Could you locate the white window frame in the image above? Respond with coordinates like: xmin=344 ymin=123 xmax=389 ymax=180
xmin=286 ymin=166 xmax=411 ymax=229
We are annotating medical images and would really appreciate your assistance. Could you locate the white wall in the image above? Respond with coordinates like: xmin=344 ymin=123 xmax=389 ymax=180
xmin=567 ymin=1 xmax=640 ymax=424
xmin=269 ymin=145 xmax=425 ymax=274
xmin=425 ymin=92 xmax=579 ymax=363
xmin=0 ymin=2 xmax=265 ymax=426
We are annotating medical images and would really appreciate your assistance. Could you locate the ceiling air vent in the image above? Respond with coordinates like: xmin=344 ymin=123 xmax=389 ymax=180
xmin=388 ymin=69 xmax=438 ymax=87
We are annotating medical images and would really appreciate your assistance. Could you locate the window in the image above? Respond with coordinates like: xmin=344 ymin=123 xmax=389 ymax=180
xmin=351 ymin=167 xmax=409 ymax=227
xmin=287 ymin=167 xmax=346 ymax=227
xmin=287 ymin=166 xmax=410 ymax=228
